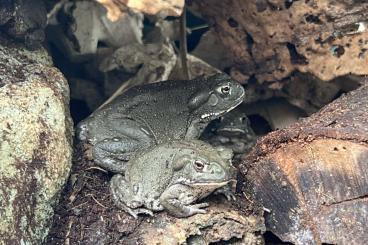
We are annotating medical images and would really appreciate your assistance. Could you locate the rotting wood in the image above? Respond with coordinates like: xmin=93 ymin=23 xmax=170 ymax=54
xmin=122 ymin=202 xmax=265 ymax=244
xmin=190 ymin=0 xmax=368 ymax=82
xmin=241 ymin=84 xmax=368 ymax=244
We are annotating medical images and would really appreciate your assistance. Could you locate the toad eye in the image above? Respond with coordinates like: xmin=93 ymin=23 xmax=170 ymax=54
xmin=221 ymin=85 xmax=231 ymax=95
xmin=194 ymin=160 xmax=205 ymax=171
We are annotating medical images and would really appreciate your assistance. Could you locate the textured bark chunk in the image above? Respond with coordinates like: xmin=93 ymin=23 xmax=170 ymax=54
xmin=242 ymin=84 xmax=368 ymax=244
xmin=191 ymin=0 xmax=368 ymax=82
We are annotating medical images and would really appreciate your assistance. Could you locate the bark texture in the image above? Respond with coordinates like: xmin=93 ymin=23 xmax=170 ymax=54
xmin=242 ymin=84 xmax=368 ymax=244
xmin=190 ymin=0 xmax=368 ymax=82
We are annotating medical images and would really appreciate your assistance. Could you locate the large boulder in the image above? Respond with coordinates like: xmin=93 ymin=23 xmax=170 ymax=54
xmin=0 ymin=37 xmax=73 ymax=244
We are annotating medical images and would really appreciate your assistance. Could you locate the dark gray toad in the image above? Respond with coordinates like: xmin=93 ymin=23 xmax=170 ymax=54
xmin=77 ymin=74 xmax=245 ymax=172
xmin=110 ymin=140 xmax=235 ymax=218
xmin=202 ymin=107 xmax=257 ymax=161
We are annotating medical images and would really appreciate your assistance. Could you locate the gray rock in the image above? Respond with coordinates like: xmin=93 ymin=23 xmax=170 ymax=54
xmin=47 ymin=0 xmax=143 ymax=62
xmin=168 ymin=54 xmax=220 ymax=81
xmin=0 ymin=37 xmax=73 ymax=244
xmin=0 ymin=0 xmax=47 ymax=49
xmin=191 ymin=29 xmax=234 ymax=71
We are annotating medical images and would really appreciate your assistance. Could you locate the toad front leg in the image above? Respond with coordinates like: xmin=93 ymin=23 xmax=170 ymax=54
xmin=159 ymin=184 xmax=209 ymax=218
xmin=110 ymin=174 xmax=164 ymax=218
xmin=110 ymin=174 xmax=154 ymax=218
xmin=213 ymin=184 xmax=236 ymax=201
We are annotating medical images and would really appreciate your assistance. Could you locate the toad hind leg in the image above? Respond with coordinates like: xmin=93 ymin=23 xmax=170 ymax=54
xmin=93 ymin=137 xmax=140 ymax=173
xmin=93 ymin=118 xmax=156 ymax=173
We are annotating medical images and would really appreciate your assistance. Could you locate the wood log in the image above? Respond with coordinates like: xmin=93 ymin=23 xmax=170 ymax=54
xmin=190 ymin=0 xmax=368 ymax=82
xmin=241 ymin=84 xmax=368 ymax=244
xmin=121 ymin=202 xmax=265 ymax=244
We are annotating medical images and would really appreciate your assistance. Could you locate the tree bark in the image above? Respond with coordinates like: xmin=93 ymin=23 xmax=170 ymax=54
xmin=241 ymin=84 xmax=368 ymax=244
xmin=190 ymin=0 xmax=368 ymax=83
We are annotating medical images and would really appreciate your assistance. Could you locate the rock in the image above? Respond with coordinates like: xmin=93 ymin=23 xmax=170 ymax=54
xmin=144 ymin=18 xmax=181 ymax=43
xmin=240 ymin=72 xmax=363 ymax=116
xmin=0 ymin=0 xmax=47 ymax=49
xmin=168 ymin=53 xmax=220 ymax=80
xmin=242 ymin=98 xmax=307 ymax=130
xmin=282 ymin=73 xmax=343 ymax=114
xmin=47 ymin=0 xmax=143 ymax=62
xmin=69 ymin=78 xmax=105 ymax=113
xmin=98 ymin=42 xmax=177 ymax=107
xmin=191 ymin=29 xmax=234 ymax=70
xmin=0 ymin=37 xmax=73 ymax=244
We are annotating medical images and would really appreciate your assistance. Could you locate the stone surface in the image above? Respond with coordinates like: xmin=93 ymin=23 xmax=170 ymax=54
xmin=0 ymin=37 xmax=73 ymax=244
xmin=98 ymin=42 xmax=177 ymax=107
xmin=168 ymin=53 xmax=220 ymax=80
xmin=0 ymin=0 xmax=47 ymax=49
xmin=47 ymin=1 xmax=143 ymax=62
xmin=191 ymin=29 xmax=234 ymax=70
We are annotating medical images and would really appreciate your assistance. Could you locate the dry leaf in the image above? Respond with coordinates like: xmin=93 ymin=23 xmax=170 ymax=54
xmin=96 ymin=0 xmax=184 ymax=21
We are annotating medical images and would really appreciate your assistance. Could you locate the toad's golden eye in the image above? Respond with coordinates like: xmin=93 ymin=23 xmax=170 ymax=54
xmin=194 ymin=160 xmax=205 ymax=171
xmin=221 ymin=85 xmax=231 ymax=95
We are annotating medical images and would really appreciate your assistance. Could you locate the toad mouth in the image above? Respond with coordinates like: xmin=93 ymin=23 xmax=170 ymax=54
xmin=200 ymin=104 xmax=241 ymax=119
xmin=190 ymin=181 xmax=230 ymax=187
xmin=200 ymin=88 xmax=245 ymax=120
xmin=190 ymin=178 xmax=236 ymax=186
xmin=218 ymin=127 xmax=247 ymax=134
